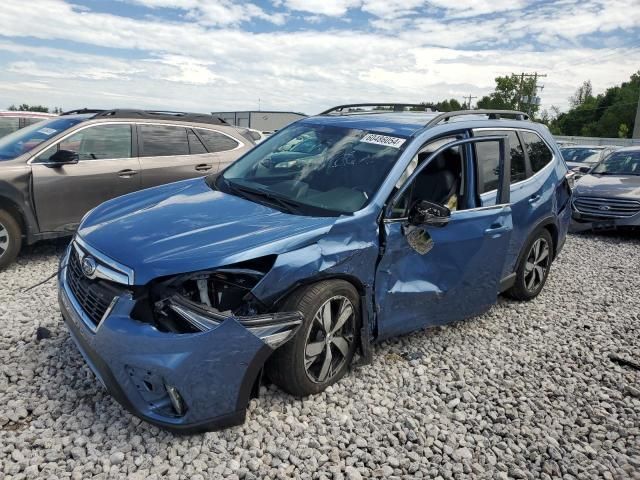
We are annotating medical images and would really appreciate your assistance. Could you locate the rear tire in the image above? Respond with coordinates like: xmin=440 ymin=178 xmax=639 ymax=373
xmin=0 ymin=209 xmax=21 ymax=271
xmin=506 ymin=228 xmax=553 ymax=301
xmin=266 ymin=280 xmax=360 ymax=397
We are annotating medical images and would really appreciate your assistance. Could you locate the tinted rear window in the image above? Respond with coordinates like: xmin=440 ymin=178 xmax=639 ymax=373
xmin=522 ymin=131 xmax=553 ymax=173
xmin=0 ymin=117 xmax=20 ymax=137
xmin=140 ymin=125 xmax=189 ymax=157
xmin=474 ymin=130 xmax=526 ymax=186
xmin=196 ymin=129 xmax=239 ymax=152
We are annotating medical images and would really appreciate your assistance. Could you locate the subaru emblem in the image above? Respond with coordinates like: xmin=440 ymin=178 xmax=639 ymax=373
xmin=81 ymin=256 xmax=97 ymax=278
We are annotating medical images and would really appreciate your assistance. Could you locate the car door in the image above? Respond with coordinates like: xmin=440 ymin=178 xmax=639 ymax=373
xmin=31 ymin=123 xmax=141 ymax=232
xmin=137 ymin=124 xmax=221 ymax=189
xmin=472 ymin=129 xmax=532 ymax=278
xmin=375 ymin=136 xmax=513 ymax=340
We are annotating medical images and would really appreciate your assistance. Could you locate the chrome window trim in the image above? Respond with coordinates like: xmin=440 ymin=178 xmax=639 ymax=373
xmin=74 ymin=235 xmax=134 ymax=285
xmin=27 ymin=120 xmax=245 ymax=165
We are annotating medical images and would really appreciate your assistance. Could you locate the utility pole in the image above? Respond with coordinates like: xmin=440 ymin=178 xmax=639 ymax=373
xmin=516 ymin=72 xmax=547 ymax=116
xmin=463 ymin=95 xmax=477 ymax=110
xmin=633 ymin=88 xmax=640 ymax=139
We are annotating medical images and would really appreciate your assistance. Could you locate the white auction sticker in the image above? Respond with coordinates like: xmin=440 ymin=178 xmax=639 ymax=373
xmin=360 ymin=133 xmax=406 ymax=148
xmin=37 ymin=127 xmax=57 ymax=136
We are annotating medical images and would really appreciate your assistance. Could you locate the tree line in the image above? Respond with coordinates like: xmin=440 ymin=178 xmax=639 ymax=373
xmin=421 ymin=70 xmax=639 ymax=138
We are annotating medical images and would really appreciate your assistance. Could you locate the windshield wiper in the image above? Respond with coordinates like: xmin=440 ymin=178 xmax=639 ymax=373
xmin=225 ymin=181 xmax=304 ymax=215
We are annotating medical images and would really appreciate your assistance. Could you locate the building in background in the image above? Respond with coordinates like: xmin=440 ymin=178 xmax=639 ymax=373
xmin=212 ymin=110 xmax=306 ymax=132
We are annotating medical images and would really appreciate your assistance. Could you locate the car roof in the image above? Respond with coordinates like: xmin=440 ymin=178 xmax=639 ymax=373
xmin=303 ymin=111 xmax=541 ymax=137
xmin=615 ymin=146 xmax=640 ymax=152
xmin=0 ymin=111 xmax=56 ymax=117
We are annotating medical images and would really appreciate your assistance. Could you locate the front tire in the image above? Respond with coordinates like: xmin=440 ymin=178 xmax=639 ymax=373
xmin=506 ymin=228 xmax=553 ymax=301
xmin=0 ymin=209 xmax=21 ymax=271
xmin=267 ymin=280 xmax=360 ymax=397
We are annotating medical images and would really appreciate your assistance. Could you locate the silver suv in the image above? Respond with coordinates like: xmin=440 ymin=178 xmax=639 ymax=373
xmin=0 ymin=109 xmax=254 ymax=268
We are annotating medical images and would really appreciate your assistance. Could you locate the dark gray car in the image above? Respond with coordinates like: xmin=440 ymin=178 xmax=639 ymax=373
xmin=0 ymin=109 xmax=253 ymax=268
xmin=571 ymin=147 xmax=640 ymax=231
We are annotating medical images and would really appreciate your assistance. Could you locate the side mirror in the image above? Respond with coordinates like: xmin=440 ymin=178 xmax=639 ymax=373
xmin=408 ymin=200 xmax=451 ymax=227
xmin=46 ymin=149 xmax=79 ymax=167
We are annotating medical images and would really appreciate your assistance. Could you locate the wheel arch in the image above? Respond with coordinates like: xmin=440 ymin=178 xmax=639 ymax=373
xmin=0 ymin=195 xmax=27 ymax=239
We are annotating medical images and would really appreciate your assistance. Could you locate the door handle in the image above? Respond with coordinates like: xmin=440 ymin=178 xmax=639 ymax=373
xmin=195 ymin=163 xmax=213 ymax=172
xmin=529 ymin=194 xmax=541 ymax=204
xmin=117 ymin=169 xmax=138 ymax=178
xmin=485 ymin=223 xmax=510 ymax=235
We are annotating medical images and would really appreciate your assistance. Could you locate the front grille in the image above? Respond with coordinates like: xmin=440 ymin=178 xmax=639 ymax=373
xmin=573 ymin=196 xmax=640 ymax=219
xmin=66 ymin=249 xmax=119 ymax=328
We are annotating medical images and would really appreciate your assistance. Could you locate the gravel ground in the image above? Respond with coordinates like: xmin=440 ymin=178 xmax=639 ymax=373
xmin=0 ymin=233 xmax=639 ymax=480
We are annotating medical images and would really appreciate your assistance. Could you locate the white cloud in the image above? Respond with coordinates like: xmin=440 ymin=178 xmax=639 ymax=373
xmin=278 ymin=0 xmax=362 ymax=17
xmin=0 ymin=0 xmax=637 ymax=114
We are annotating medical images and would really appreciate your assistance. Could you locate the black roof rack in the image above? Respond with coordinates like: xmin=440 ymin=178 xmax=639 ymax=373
xmin=321 ymin=103 xmax=435 ymax=115
xmin=425 ymin=109 xmax=529 ymax=127
xmin=61 ymin=108 xmax=106 ymax=116
xmin=92 ymin=109 xmax=229 ymax=126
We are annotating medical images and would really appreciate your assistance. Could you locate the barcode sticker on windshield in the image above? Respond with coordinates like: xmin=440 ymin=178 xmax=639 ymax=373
xmin=360 ymin=133 xmax=406 ymax=149
xmin=37 ymin=127 xmax=57 ymax=136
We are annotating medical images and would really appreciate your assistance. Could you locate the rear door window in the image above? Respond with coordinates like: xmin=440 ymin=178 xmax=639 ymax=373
xmin=188 ymin=129 xmax=207 ymax=154
xmin=196 ymin=129 xmax=239 ymax=152
xmin=522 ymin=131 xmax=553 ymax=173
xmin=473 ymin=130 xmax=526 ymax=188
xmin=140 ymin=125 xmax=189 ymax=157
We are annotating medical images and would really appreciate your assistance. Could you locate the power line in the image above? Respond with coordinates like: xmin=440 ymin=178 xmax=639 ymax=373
xmin=463 ymin=94 xmax=477 ymax=109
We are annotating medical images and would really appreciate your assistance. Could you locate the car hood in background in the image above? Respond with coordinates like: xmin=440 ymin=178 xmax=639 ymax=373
xmin=575 ymin=174 xmax=640 ymax=198
xmin=78 ymin=178 xmax=337 ymax=284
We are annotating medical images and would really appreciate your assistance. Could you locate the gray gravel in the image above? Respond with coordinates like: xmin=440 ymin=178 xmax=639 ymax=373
xmin=1 ymin=233 xmax=639 ymax=479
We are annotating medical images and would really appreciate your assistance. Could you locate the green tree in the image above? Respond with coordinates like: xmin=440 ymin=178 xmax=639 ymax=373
xmin=477 ymin=74 xmax=540 ymax=116
xmin=552 ymin=71 xmax=639 ymax=138
xmin=7 ymin=103 xmax=50 ymax=113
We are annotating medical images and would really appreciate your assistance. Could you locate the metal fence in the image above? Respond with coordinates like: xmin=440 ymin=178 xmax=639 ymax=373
xmin=554 ymin=135 xmax=640 ymax=147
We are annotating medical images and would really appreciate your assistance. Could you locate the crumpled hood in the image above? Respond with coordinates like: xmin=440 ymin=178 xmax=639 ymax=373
xmin=78 ymin=178 xmax=337 ymax=284
xmin=575 ymin=174 xmax=640 ymax=199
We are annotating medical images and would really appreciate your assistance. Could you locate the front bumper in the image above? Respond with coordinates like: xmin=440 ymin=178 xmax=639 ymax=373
xmin=58 ymin=249 xmax=294 ymax=433
xmin=571 ymin=209 xmax=640 ymax=232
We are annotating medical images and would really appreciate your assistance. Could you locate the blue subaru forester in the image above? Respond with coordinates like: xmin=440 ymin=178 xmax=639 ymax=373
xmin=58 ymin=105 xmax=572 ymax=432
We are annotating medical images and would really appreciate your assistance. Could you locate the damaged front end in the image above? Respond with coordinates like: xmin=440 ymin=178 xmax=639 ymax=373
xmin=59 ymin=244 xmax=302 ymax=432
xmin=145 ymin=258 xmax=302 ymax=349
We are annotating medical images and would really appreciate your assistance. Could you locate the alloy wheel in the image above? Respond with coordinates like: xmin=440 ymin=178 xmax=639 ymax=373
xmin=524 ymin=238 xmax=550 ymax=292
xmin=304 ymin=295 xmax=355 ymax=383
xmin=0 ymin=221 xmax=8 ymax=258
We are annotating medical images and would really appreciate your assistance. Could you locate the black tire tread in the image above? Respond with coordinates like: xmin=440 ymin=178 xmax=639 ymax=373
xmin=266 ymin=280 xmax=359 ymax=397
xmin=0 ymin=209 xmax=22 ymax=271
xmin=505 ymin=227 xmax=553 ymax=301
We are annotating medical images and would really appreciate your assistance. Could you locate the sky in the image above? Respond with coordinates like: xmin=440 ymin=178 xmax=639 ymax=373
xmin=0 ymin=0 xmax=638 ymax=115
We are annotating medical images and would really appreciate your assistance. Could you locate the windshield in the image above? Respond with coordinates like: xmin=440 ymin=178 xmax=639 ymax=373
xmin=591 ymin=150 xmax=640 ymax=176
xmin=560 ymin=147 xmax=602 ymax=164
xmin=0 ymin=116 xmax=86 ymax=161
xmin=217 ymin=122 xmax=407 ymax=215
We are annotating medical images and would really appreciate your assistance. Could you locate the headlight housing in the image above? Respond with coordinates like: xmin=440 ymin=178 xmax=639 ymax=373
xmin=140 ymin=256 xmax=302 ymax=349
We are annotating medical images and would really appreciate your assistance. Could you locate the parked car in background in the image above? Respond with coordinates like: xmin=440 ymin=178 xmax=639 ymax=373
xmin=0 ymin=111 xmax=56 ymax=138
xmin=560 ymin=145 xmax=618 ymax=174
xmin=0 ymin=109 xmax=253 ymax=269
xmin=571 ymin=147 xmax=640 ymax=232
xmin=57 ymin=105 xmax=571 ymax=432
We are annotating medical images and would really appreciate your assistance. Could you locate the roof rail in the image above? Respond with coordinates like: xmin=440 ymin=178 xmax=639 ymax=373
xmin=320 ymin=103 xmax=434 ymax=115
xmin=93 ymin=109 xmax=229 ymax=126
xmin=425 ymin=109 xmax=529 ymax=127
xmin=61 ymin=108 xmax=106 ymax=116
